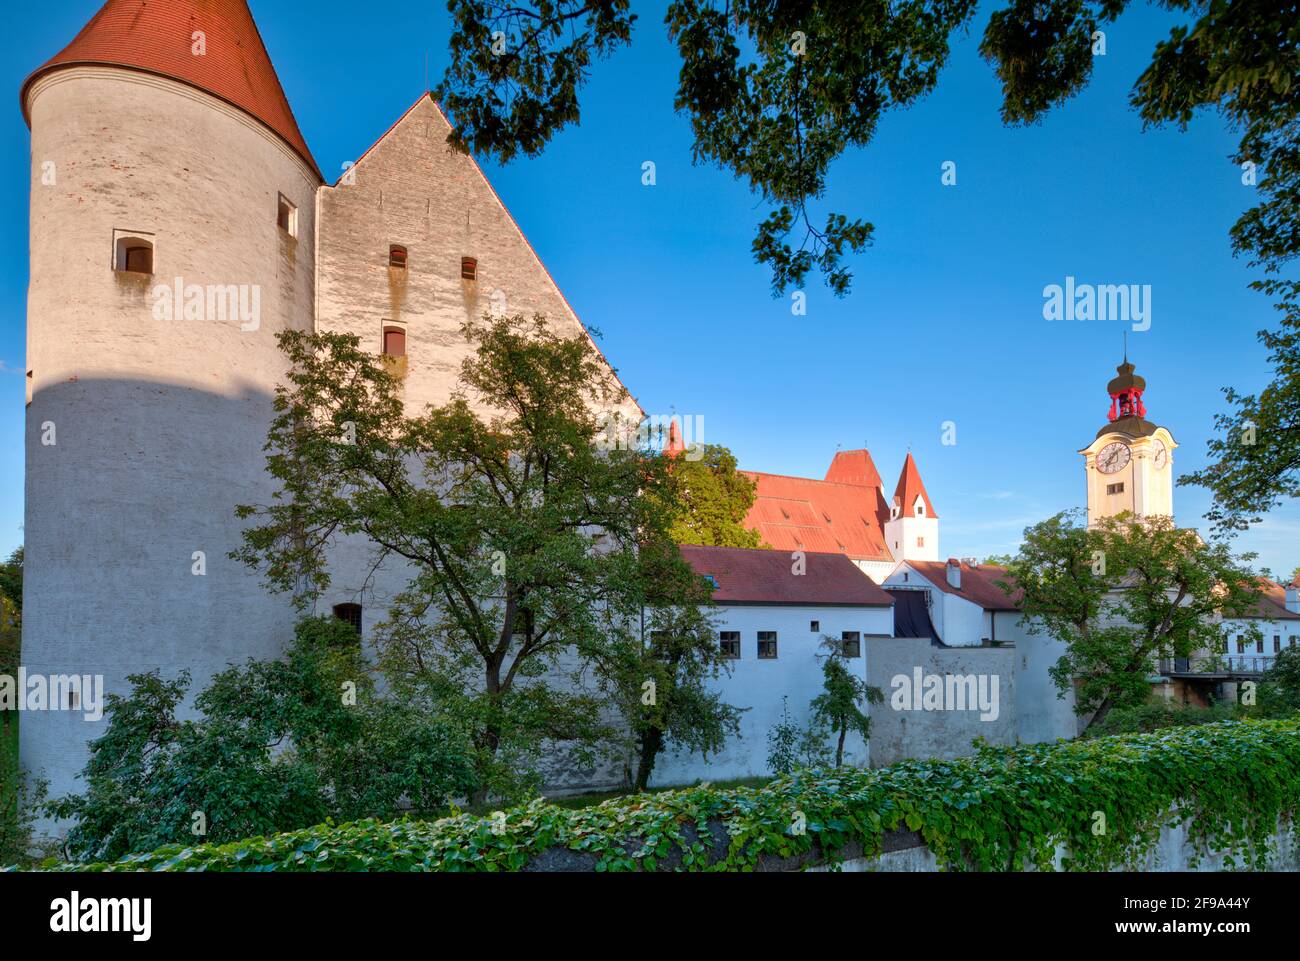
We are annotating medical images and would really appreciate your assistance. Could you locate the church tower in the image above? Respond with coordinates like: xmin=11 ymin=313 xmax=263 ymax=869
xmin=1079 ymin=359 xmax=1178 ymax=526
xmin=884 ymin=453 xmax=939 ymax=562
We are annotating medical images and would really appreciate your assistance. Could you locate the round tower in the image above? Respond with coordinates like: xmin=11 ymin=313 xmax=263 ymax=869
xmin=20 ymin=0 xmax=321 ymax=814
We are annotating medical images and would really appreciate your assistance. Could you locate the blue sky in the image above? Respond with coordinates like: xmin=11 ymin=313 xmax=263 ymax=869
xmin=1 ymin=1 xmax=1296 ymax=575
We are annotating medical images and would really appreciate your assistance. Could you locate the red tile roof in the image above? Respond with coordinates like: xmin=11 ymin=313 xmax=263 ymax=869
xmin=893 ymin=452 xmax=938 ymax=518
xmin=21 ymin=0 xmax=320 ymax=178
xmin=740 ymin=470 xmax=893 ymax=562
xmin=906 ymin=560 xmax=1021 ymax=611
xmin=680 ymin=545 xmax=894 ymax=606
xmin=1241 ymin=578 xmax=1300 ymax=621
xmin=824 ymin=449 xmax=884 ymax=489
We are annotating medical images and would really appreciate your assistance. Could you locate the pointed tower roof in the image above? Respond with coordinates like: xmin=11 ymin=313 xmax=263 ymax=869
xmin=824 ymin=449 xmax=883 ymax=489
xmin=892 ymin=453 xmax=938 ymax=518
xmin=20 ymin=0 xmax=320 ymax=178
xmin=664 ymin=419 xmax=687 ymax=457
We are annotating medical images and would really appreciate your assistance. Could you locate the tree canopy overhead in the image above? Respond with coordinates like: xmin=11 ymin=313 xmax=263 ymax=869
xmin=436 ymin=1 xmax=1297 ymax=293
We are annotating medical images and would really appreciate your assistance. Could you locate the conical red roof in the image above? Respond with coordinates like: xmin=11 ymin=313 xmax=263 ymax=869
xmin=21 ymin=0 xmax=319 ymax=178
xmin=893 ymin=452 xmax=938 ymax=519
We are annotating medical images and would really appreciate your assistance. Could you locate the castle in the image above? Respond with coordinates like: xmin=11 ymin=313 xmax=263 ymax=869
xmin=19 ymin=0 xmax=636 ymax=807
xmin=21 ymin=0 xmax=1263 ymax=814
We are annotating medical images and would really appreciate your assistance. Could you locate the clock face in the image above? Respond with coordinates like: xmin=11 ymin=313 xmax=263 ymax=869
xmin=1097 ymin=441 xmax=1131 ymax=475
xmin=1153 ymin=440 xmax=1169 ymax=470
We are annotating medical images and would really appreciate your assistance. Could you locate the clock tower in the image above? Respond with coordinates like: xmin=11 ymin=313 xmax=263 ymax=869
xmin=1080 ymin=359 xmax=1178 ymax=526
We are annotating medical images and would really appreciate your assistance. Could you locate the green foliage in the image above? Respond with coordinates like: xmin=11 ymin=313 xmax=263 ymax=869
xmin=236 ymin=314 xmax=710 ymax=804
xmin=809 ymin=639 xmax=884 ymax=767
xmin=591 ymin=564 xmax=744 ymax=790
xmin=765 ymin=696 xmax=828 ymax=776
xmin=1004 ymin=510 xmax=1262 ymax=730
xmin=437 ymin=0 xmax=978 ymax=295
xmin=1182 ymin=279 xmax=1300 ymax=532
xmin=31 ymin=719 xmax=1300 ymax=873
xmin=0 ymin=547 xmax=19 ymax=623
xmin=661 ymin=444 xmax=764 ymax=549
xmin=1083 ymin=700 xmax=1241 ymax=739
xmin=0 ymin=719 xmax=46 ymax=869
xmin=46 ymin=618 xmax=477 ymax=863
xmin=1262 ymin=645 xmax=1300 ymax=712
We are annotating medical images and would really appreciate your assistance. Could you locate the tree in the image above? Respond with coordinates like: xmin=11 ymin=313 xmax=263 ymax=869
xmin=593 ymin=545 xmax=744 ymax=790
xmin=1180 ymin=279 xmax=1300 ymax=532
xmin=235 ymin=314 xmax=706 ymax=804
xmin=1261 ymin=644 xmax=1300 ymax=713
xmin=809 ymin=638 xmax=884 ymax=767
xmin=661 ymin=443 xmax=764 ymax=548
xmin=0 ymin=547 xmax=20 ymax=623
xmin=1004 ymin=510 xmax=1262 ymax=731
xmin=47 ymin=618 xmax=477 ymax=863
xmin=437 ymin=0 xmax=979 ymax=295
xmin=436 ymin=3 xmax=1295 ymax=299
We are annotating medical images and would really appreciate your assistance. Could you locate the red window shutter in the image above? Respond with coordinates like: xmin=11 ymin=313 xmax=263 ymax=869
xmin=383 ymin=328 xmax=406 ymax=357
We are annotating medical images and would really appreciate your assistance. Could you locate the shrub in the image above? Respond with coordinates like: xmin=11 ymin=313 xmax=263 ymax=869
xmin=29 ymin=717 xmax=1300 ymax=873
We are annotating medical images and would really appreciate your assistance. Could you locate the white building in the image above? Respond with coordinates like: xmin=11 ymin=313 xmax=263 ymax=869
xmin=1219 ymin=579 xmax=1300 ymax=674
xmin=650 ymin=545 xmax=895 ymax=784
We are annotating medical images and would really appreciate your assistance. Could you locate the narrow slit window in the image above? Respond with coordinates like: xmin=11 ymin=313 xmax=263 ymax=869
xmin=461 ymin=256 xmax=477 ymax=280
xmin=277 ymin=195 xmax=297 ymax=237
xmin=389 ymin=244 xmax=408 ymax=269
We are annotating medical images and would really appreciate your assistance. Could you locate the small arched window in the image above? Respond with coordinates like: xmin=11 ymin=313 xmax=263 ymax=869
xmin=333 ymin=603 xmax=362 ymax=635
xmin=114 ymin=234 xmax=154 ymax=274
xmin=389 ymin=245 xmax=408 ymax=269
xmin=461 ymin=256 xmax=477 ymax=280
xmin=382 ymin=326 xmax=406 ymax=357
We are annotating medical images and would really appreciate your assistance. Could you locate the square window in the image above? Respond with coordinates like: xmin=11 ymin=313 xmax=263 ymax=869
xmin=840 ymin=631 xmax=861 ymax=658
xmin=757 ymin=631 xmax=778 ymax=659
xmin=719 ymin=631 xmax=740 ymax=659
xmin=278 ymin=194 xmax=298 ymax=237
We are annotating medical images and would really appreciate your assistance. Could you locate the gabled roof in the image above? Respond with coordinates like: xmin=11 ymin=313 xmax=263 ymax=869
xmin=904 ymin=560 xmax=1021 ymax=611
xmin=824 ymin=449 xmax=883 ymax=489
xmin=680 ymin=545 xmax=894 ymax=607
xmin=1238 ymin=578 xmax=1300 ymax=621
xmin=892 ymin=453 xmax=937 ymax=518
xmin=740 ymin=471 xmax=893 ymax=562
xmin=21 ymin=0 xmax=320 ymax=178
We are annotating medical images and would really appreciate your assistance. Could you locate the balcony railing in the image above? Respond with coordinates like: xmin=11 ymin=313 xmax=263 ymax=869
xmin=1158 ymin=655 xmax=1274 ymax=676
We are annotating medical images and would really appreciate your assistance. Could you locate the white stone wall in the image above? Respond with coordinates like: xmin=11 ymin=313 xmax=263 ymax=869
xmin=22 ymin=68 xmax=318 ymax=815
xmin=650 ymin=602 xmax=893 ymax=785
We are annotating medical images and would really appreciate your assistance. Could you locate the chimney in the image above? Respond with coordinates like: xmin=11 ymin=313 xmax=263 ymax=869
xmin=1287 ymin=583 xmax=1299 ymax=614
xmin=946 ymin=557 xmax=962 ymax=590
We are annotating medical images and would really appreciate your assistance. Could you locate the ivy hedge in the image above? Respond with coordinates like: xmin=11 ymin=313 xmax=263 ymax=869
xmin=24 ymin=718 xmax=1300 ymax=872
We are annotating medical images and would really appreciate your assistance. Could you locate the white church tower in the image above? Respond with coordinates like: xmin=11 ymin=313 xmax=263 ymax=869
xmin=20 ymin=0 xmax=319 ymax=807
xmin=884 ymin=453 xmax=940 ymax=563
xmin=1079 ymin=358 xmax=1178 ymax=526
